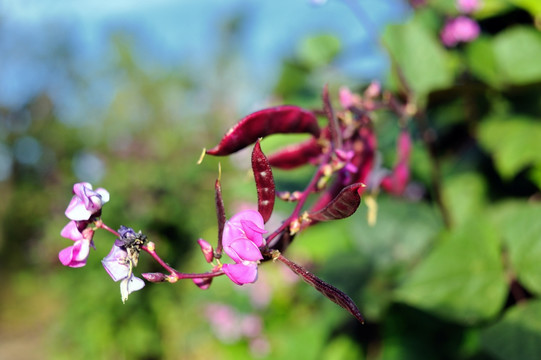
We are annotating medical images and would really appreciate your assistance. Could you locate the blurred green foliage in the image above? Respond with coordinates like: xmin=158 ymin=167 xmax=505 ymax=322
xmin=1 ymin=0 xmax=541 ymax=359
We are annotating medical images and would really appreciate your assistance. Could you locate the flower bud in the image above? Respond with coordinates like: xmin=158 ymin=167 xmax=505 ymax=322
xmin=193 ymin=277 xmax=213 ymax=290
xmin=197 ymin=238 xmax=214 ymax=263
xmin=142 ymin=272 xmax=167 ymax=282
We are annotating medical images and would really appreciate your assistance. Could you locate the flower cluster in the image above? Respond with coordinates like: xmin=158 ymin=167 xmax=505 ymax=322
xmin=440 ymin=0 xmax=481 ymax=47
xmin=58 ymin=86 xmax=409 ymax=323
xmin=59 ymin=182 xmax=145 ymax=302
xmin=59 ymin=182 xmax=109 ymax=267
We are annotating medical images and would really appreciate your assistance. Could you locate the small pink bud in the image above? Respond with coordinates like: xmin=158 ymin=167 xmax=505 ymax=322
xmin=142 ymin=272 xmax=167 ymax=282
xmin=197 ymin=238 xmax=214 ymax=263
xmin=193 ymin=277 xmax=213 ymax=289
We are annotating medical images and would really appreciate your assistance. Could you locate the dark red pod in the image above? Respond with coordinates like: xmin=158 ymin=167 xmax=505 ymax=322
xmin=277 ymin=253 xmax=364 ymax=324
xmin=252 ymin=139 xmax=275 ymax=223
xmin=207 ymin=105 xmax=321 ymax=156
xmin=267 ymin=138 xmax=323 ymax=169
xmin=309 ymin=183 xmax=363 ymax=222
xmin=214 ymin=177 xmax=226 ymax=257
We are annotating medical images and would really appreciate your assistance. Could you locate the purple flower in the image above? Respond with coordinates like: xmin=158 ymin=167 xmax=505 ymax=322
xmin=221 ymin=210 xmax=266 ymax=285
xmin=65 ymin=182 xmax=110 ymax=221
xmin=440 ymin=16 xmax=480 ymax=47
xmin=58 ymin=221 xmax=95 ymax=267
xmin=102 ymin=243 xmax=145 ymax=302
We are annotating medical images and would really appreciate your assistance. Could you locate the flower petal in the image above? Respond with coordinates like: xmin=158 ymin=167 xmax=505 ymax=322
xmin=102 ymin=245 xmax=129 ymax=281
xmin=128 ymin=275 xmax=145 ymax=292
xmin=229 ymin=210 xmax=265 ymax=230
xmin=58 ymin=246 xmax=75 ymax=266
xmin=120 ymin=275 xmax=145 ymax=303
xmin=60 ymin=221 xmax=84 ymax=241
xmin=228 ymin=238 xmax=263 ymax=262
xmin=240 ymin=219 xmax=266 ymax=247
xmin=73 ymin=182 xmax=92 ymax=197
xmin=222 ymin=263 xmax=258 ymax=285
xmin=222 ymin=221 xmax=244 ymax=249
xmin=65 ymin=196 xmax=92 ymax=221
xmin=72 ymin=240 xmax=90 ymax=262
xmin=58 ymin=240 xmax=90 ymax=268
xmin=96 ymin=188 xmax=110 ymax=204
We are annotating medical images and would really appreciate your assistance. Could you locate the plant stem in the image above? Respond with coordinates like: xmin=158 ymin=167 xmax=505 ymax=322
xmin=142 ymin=244 xmax=224 ymax=280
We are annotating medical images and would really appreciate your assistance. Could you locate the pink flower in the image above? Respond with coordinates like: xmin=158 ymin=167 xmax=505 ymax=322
xmin=440 ymin=16 xmax=480 ymax=47
xmin=457 ymin=0 xmax=480 ymax=13
xmin=221 ymin=210 xmax=266 ymax=285
xmin=65 ymin=182 xmax=110 ymax=221
xmin=58 ymin=221 xmax=95 ymax=267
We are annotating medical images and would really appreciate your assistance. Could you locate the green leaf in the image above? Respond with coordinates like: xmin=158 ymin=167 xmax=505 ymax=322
xmin=394 ymin=218 xmax=507 ymax=324
xmin=352 ymin=198 xmax=443 ymax=269
xmin=427 ymin=0 xmax=459 ymax=14
xmin=492 ymin=202 xmax=541 ymax=295
xmin=321 ymin=336 xmax=364 ymax=360
xmin=507 ymin=0 xmax=541 ymax=16
xmin=383 ymin=16 xmax=453 ymax=104
xmin=529 ymin=163 xmax=541 ymax=190
xmin=478 ymin=114 xmax=541 ymax=179
xmin=442 ymin=172 xmax=487 ymax=227
xmin=493 ymin=26 xmax=541 ymax=85
xmin=465 ymin=36 xmax=501 ymax=88
xmin=482 ymin=300 xmax=541 ymax=360
xmin=476 ymin=0 xmax=514 ymax=18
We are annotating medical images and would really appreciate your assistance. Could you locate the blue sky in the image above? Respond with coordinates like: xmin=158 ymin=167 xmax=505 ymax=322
xmin=0 ymin=0 xmax=409 ymax=110
xmin=0 ymin=0 xmax=410 ymax=181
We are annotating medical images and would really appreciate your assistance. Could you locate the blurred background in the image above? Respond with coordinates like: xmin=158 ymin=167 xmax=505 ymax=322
xmin=1 ymin=0 xmax=541 ymax=359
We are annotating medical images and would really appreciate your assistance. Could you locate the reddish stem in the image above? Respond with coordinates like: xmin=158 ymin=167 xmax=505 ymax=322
xmin=96 ymin=221 xmax=120 ymax=237
xmin=97 ymin=220 xmax=224 ymax=281
xmin=142 ymin=244 xmax=224 ymax=280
